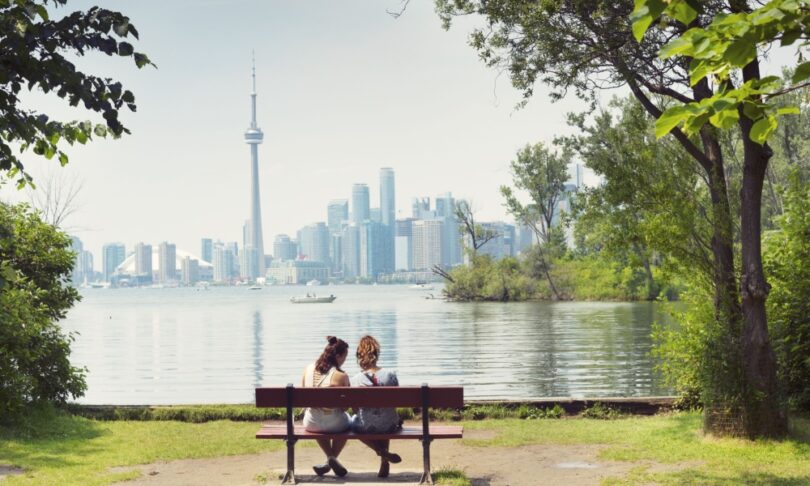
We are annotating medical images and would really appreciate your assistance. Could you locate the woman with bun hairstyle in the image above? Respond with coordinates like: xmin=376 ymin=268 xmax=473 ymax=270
xmin=350 ymin=335 xmax=402 ymax=478
xmin=301 ymin=336 xmax=351 ymax=477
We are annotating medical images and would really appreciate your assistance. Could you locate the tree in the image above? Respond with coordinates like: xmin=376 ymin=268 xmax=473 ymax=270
xmin=501 ymin=142 xmax=570 ymax=300
xmin=455 ymin=200 xmax=498 ymax=254
xmin=0 ymin=202 xmax=85 ymax=418
xmin=26 ymin=168 xmax=84 ymax=229
xmin=0 ymin=0 xmax=153 ymax=188
xmin=564 ymin=97 xmax=710 ymax=301
xmin=436 ymin=0 xmax=803 ymax=437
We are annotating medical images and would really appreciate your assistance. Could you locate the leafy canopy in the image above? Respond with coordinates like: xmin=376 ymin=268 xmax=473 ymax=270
xmin=631 ymin=0 xmax=808 ymax=144
xmin=0 ymin=0 xmax=153 ymax=187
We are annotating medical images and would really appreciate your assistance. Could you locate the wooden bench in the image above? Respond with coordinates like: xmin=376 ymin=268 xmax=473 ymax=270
xmin=255 ymin=384 xmax=464 ymax=485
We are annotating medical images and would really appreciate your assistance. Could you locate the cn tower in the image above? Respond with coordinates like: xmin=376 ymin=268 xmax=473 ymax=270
xmin=244 ymin=55 xmax=265 ymax=279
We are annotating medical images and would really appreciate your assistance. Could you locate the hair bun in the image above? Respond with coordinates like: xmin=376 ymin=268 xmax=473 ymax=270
xmin=327 ymin=336 xmax=337 ymax=345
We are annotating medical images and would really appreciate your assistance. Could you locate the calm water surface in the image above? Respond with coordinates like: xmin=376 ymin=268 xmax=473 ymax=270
xmin=63 ymin=285 xmax=672 ymax=404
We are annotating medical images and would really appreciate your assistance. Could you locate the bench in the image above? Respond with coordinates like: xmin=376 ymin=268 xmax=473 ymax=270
xmin=255 ymin=384 xmax=464 ymax=485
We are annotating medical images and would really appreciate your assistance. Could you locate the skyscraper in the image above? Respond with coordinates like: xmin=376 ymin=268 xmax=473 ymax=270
xmin=273 ymin=234 xmax=297 ymax=261
xmin=158 ymin=241 xmax=177 ymax=283
xmin=412 ymin=220 xmax=443 ymax=271
xmin=70 ymin=236 xmax=94 ymax=285
xmin=380 ymin=168 xmax=396 ymax=274
xmin=299 ymin=222 xmax=331 ymax=266
xmin=134 ymin=242 xmax=153 ymax=280
xmin=243 ymin=55 xmax=266 ymax=280
xmin=327 ymin=200 xmax=348 ymax=234
xmin=436 ymin=192 xmax=462 ymax=266
xmin=359 ymin=220 xmax=384 ymax=280
xmin=351 ymin=183 xmax=370 ymax=224
xmin=102 ymin=242 xmax=125 ymax=282
xmin=201 ymin=238 xmax=213 ymax=264
xmin=341 ymin=224 xmax=360 ymax=279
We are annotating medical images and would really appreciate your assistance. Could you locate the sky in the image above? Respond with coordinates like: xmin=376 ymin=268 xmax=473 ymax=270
xmin=3 ymin=0 xmax=795 ymax=260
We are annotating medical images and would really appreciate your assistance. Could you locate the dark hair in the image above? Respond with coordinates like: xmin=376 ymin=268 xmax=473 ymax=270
xmin=315 ymin=336 xmax=349 ymax=374
xmin=356 ymin=335 xmax=380 ymax=370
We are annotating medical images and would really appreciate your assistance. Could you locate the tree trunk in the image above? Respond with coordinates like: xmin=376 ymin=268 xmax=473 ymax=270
xmin=738 ymin=115 xmax=787 ymax=438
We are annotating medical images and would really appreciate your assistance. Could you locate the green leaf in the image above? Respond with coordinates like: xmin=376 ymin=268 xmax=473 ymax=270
xmin=709 ymin=106 xmax=739 ymax=129
xmin=750 ymin=116 xmax=777 ymax=145
xmin=118 ymin=42 xmax=133 ymax=56
xmin=793 ymin=62 xmax=810 ymax=83
xmin=122 ymin=90 xmax=135 ymax=103
xmin=133 ymin=53 xmax=151 ymax=68
xmin=58 ymin=152 xmax=69 ymax=166
xmin=93 ymin=125 xmax=107 ymax=137
xmin=630 ymin=0 xmax=665 ymax=42
xmin=659 ymin=36 xmax=694 ymax=58
xmin=655 ymin=105 xmax=691 ymax=138
xmin=776 ymin=106 xmax=800 ymax=116
xmin=724 ymin=38 xmax=757 ymax=67
xmin=668 ymin=1 xmax=698 ymax=25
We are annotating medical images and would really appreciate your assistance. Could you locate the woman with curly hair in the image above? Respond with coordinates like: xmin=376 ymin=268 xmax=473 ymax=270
xmin=301 ymin=336 xmax=351 ymax=477
xmin=350 ymin=335 xmax=402 ymax=478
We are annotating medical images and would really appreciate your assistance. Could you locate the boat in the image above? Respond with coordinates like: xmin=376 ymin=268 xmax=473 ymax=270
xmin=248 ymin=285 xmax=262 ymax=290
xmin=290 ymin=294 xmax=337 ymax=304
xmin=306 ymin=279 xmax=321 ymax=286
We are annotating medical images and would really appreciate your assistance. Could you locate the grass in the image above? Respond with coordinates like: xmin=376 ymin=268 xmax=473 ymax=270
xmin=464 ymin=413 xmax=810 ymax=485
xmin=0 ymin=406 xmax=285 ymax=486
xmin=2 ymin=407 xmax=808 ymax=485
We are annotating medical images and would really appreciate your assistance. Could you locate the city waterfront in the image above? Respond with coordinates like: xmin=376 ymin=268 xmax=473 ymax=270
xmin=63 ymin=285 xmax=673 ymax=405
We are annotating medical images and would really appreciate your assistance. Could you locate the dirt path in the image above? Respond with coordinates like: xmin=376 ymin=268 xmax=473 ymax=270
xmin=113 ymin=429 xmax=683 ymax=486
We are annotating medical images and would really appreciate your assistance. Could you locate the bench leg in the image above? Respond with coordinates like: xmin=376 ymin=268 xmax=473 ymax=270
xmin=418 ymin=438 xmax=434 ymax=485
xmin=281 ymin=438 xmax=297 ymax=484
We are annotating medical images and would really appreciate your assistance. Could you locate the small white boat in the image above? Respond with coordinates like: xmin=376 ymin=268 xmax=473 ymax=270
xmin=248 ymin=285 xmax=262 ymax=290
xmin=306 ymin=279 xmax=321 ymax=286
xmin=409 ymin=283 xmax=434 ymax=291
xmin=290 ymin=294 xmax=337 ymax=304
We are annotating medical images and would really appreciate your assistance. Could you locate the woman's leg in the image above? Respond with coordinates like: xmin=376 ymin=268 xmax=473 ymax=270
xmin=316 ymin=439 xmax=333 ymax=457
xmin=330 ymin=438 xmax=348 ymax=457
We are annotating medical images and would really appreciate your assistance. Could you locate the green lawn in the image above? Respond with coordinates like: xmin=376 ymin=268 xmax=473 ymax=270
xmin=465 ymin=413 xmax=810 ymax=485
xmin=1 ymin=408 xmax=808 ymax=485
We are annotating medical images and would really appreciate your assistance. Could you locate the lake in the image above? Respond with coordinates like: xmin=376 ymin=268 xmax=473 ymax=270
xmin=62 ymin=285 xmax=673 ymax=404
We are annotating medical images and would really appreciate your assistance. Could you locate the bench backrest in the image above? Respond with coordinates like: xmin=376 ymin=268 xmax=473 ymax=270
xmin=256 ymin=385 xmax=463 ymax=409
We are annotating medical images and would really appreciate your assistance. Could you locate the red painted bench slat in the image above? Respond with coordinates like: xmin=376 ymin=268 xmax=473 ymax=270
xmin=256 ymin=424 xmax=463 ymax=440
xmin=255 ymin=386 xmax=463 ymax=409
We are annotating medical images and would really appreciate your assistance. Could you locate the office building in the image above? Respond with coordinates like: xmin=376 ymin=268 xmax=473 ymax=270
xmin=213 ymin=244 xmax=237 ymax=283
xmin=379 ymin=167 xmax=396 ymax=274
xmin=395 ymin=218 xmax=415 ymax=271
xmin=299 ymin=222 xmax=331 ymax=266
xmin=327 ymin=200 xmax=348 ymax=234
xmin=134 ymin=242 xmax=153 ymax=281
xmin=412 ymin=197 xmax=432 ymax=219
xmin=158 ymin=241 xmax=177 ymax=283
xmin=266 ymin=260 xmax=329 ymax=285
xmin=341 ymin=224 xmax=360 ymax=279
xmin=181 ymin=256 xmax=200 ymax=285
xmin=435 ymin=192 xmax=462 ymax=267
xmin=477 ymin=222 xmax=516 ymax=260
xmin=273 ymin=234 xmax=297 ymax=261
xmin=201 ymin=238 xmax=213 ymax=264
xmin=102 ymin=242 xmax=126 ymax=282
xmin=351 ymin=183 xmax=370 ymax=224
xmin=412 ymin=220 xmax=443 ymax=271
xmin=70 ymin=236 xmax=94 ymax=285
xmin=359 ymin=220 xmax=384 ymax=280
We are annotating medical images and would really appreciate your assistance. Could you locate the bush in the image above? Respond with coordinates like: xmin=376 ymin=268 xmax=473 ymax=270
xmin=763 ymin=172 xmax=810 ymax=411
xmin=0 ymin=203 xmax=86 ymax=420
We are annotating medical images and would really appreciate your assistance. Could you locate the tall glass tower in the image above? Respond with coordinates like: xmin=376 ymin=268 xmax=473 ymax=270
xmin=244 ymin=56 xmax=265 ymax=280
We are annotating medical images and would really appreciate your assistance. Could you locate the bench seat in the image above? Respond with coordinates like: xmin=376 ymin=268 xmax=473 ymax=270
xmin=256 ymin=424 xmax=463 ymax=440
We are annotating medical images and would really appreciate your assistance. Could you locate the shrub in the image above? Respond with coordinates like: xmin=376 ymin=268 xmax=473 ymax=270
xmin=0 ymin=203 xmax=86 ymax=420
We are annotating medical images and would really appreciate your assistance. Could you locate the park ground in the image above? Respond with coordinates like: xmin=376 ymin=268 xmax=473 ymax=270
xmin=1 ymin=408 xmax=809 ymax=486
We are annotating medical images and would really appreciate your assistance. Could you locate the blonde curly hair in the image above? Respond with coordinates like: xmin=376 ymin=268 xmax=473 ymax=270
xmin=356 ymin=335 xmax=380 ymax=370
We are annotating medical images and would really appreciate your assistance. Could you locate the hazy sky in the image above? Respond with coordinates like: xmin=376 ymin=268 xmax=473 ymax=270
xmin=4 ymin=0 xmax=794 ymax=260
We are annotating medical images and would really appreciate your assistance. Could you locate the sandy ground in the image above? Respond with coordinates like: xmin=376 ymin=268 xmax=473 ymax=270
xmin=0 ymin=465 xmax=24 ymax=481
xmin=111 ymin=430 xmax=693 ymax=486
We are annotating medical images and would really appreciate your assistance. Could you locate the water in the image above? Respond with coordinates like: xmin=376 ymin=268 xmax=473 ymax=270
xmin=62 ymin=285 xmax=673 ymax=404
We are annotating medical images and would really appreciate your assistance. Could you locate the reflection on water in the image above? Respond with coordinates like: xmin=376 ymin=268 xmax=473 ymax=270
xmin=63 ymin=286 xmax=672 ymax=404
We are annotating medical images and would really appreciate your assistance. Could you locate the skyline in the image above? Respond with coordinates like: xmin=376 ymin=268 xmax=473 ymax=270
xmin=2 ymin=0 xmax=792 ymax=260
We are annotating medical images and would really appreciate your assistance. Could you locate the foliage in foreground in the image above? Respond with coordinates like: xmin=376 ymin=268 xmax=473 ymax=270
xmin=0 ymin=203 xmax=85 ymax=419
